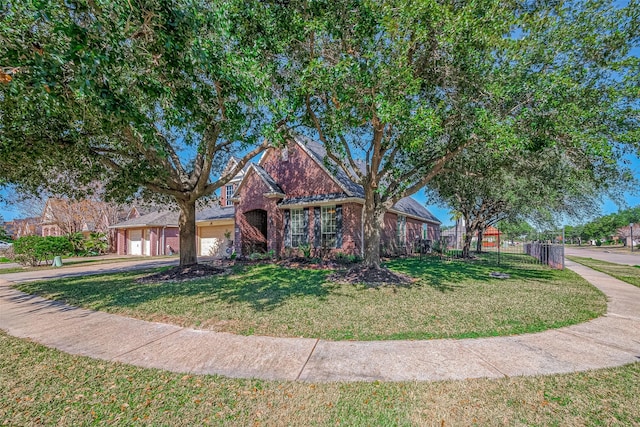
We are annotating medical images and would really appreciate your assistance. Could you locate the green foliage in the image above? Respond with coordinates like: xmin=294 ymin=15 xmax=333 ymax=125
xmin=577 ymin=206 xmax=640 ymax=241
xmin=83 ymin=232 xmax=109 ymax=255
xmin=0 ymin=224 xmax=11 ymax=242
xmin=298 ymin=244 xmax=312 ymax=258
xmin=65 ymin=233 xmax=85 ymax=255
xmin=334 ymin=252 xmax=362 ymax=265
xmin=0 ymin=0 xmax=289 ymax=265
xmin=11 ymin=236 xmax=73 ymax=266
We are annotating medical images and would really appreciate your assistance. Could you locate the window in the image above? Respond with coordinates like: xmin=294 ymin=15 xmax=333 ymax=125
xmin=225 ymin=185 xmax=234 ymax=206
xmin=397 ymin=215 xmax=406 ymax=247
xmin=321 ymin=206 xmax=337 ymax=247
xmin=290 ymin=209 xmax=304 ymax=247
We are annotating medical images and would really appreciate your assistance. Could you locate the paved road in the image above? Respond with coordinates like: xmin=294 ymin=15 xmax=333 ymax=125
xmin=1 ymin=258 xmax=639 ymax=382
xmin=565 ymin=246 xmax=640 ymax=266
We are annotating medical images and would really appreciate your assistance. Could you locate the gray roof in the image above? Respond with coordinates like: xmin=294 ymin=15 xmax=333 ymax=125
xmin=279 ymin=192 xmax=352 ymax=206
xmin=296 ymin=134 xmax=366 ymax=198
xmin=197 ymin=205 xmax=235 ymax=221
xmin=294 ymin=135 xmax=440 ymax=224
xmin=111 ymin=211 xmax=179 ymax=228
xmin=112 ymin=205 xmax=234 ymax=228
xmin=252 ymin=164 xmax=284 ymax=195
xmin=391 ymin=197 xmax=441 ymax=224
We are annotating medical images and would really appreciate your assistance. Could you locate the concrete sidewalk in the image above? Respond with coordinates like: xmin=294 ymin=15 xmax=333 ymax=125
xmin=0 ymin=259 xmax=638 ymax=382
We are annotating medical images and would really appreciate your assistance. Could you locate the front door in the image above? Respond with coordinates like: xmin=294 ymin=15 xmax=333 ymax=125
xmin=244 ymin=209 xmax=268 ymax=253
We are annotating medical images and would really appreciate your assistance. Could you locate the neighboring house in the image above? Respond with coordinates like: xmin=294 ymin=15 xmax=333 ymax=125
xmin=41 ymin=198 xmax=111 ymax=237
xmin=4 ymin=217 xmax=41 ymax=239
xmin=40 ymin=198 xmax=144 ymax=252
xmin=441 ymin=219 xmax=465 ymax=250
xmin=232 ymin=135 xmax=441 ymax=257
xmin=111 ymin=205 xmax=235 ymax=257
xmin=480 ymin=226 xmax=502 ymax=248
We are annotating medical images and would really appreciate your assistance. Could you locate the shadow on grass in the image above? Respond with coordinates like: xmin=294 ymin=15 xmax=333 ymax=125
xmin=14 ymin=256 xmax=562 ymax=313
xmin=15 ymin=264 xmax=335 ymax=313
xmin=386 ymin=255 xmax=558 ymax=293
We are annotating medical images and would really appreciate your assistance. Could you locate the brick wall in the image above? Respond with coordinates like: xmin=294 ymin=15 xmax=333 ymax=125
xmin=117 ymin=229 xmax=126 ymax=255
xmin=235 ymin=170 xmax=283 ymax=256
xmin=164 ymin=228 xmax=180 ymax=255
xmin=261 ymin=144 xmax=344 ymax=197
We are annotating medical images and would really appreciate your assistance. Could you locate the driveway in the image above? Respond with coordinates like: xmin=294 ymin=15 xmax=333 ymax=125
xmin=0 ymin=256 xmax=179 ymax=283
xmin=565 ymin=246 xmax=640 ymax=266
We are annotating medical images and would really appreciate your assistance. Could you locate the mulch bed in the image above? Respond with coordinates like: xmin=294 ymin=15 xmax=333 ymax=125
xmin=278 ymin=257 xmax=341 ymax=270
xmin=328 ymin=265 xmax=415 ymax=287
xmin=135 ymin=264 xmax=227 ymax=284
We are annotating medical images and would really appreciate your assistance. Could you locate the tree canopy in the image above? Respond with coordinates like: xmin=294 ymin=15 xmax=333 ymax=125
xmin=1 ymin=0 xmax=289 ymax=265
xmin=1 ymin=0 xmax=639 ymax=267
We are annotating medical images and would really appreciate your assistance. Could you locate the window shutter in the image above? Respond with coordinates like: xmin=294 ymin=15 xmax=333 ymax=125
xmin=284 ymin=210 xmax=291 ymax=247
xmin=314 ymin=207 xmax=321 ymax=247
xmin=303 ymin=208 xmax=309 ymax=245
xmin=336 ymin=205 xmax=343 ymax=248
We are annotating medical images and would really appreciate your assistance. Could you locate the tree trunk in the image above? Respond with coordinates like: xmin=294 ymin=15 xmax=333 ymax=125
xmin=462 ymin=229 xmax=473 ymax=258
xmin=476 ymin=229 xmax=484 ymax=253
xmin=362 ymin=193 xmax=385 ymax=269
xmin=177 ymin=199 xmax=198 ymax=266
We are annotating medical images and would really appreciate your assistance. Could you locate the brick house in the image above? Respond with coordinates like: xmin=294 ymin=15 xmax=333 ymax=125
xmin=232 ymin=135 xmax=441 ymax=257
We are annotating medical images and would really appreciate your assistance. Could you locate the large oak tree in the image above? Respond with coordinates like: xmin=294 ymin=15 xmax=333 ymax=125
xmin=0 ymin=0 xmax=288 ymax=265
xmin=282 ymin=0 xmax=639 ymax=267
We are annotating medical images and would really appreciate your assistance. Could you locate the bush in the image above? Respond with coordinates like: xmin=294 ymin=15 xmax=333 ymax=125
xmin=595 ymin=239 xmax=603 ymax=247
xmin=299 ymin=244 xmax=312 ymax=258
xmin=334 ymin=252 xmax=362 ymax=265
xmin=11 ymin=236 xmax=73 ymax=266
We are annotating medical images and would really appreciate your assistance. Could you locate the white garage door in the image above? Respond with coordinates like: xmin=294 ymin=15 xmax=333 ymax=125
xmin=129 ymin=229 xmax=142 ymax=255
xmin=199 ymin=226 xmax=229 ymax=257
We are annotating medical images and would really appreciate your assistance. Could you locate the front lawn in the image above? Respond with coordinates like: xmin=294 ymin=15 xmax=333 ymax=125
xmin=14 ymin=256 xmax=606 ymax=340
xmin=1 ymin=332 xmax=638 ymax=426
xmin=567 ymin=256 xmax=640 ymax=288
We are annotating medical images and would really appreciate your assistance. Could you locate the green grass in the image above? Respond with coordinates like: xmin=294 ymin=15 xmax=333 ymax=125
xmin=15 ymin=257 xmax=606 ymax=340
xmin=1 ymin=332 xmax=638 ymax=426
xmin=0 ymin=256 xmax=11 ymax=263
xmin=567 ymin=256 xmax=640 ymax=288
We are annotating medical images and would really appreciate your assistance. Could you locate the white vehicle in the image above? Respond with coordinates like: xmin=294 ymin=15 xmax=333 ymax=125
xmin=0 ymin=240 xmax=12 ymax=250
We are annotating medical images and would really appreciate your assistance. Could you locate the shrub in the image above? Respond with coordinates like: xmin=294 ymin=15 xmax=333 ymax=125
xmin=84 ymin=232 xmax=108 ymax=255
xmin=595 ymin=239 xmax=602 ymax=247
xmin=11 ymin=236 xmax=73 ymax=266
xmin=334 ymin=252 xmax=362 ymax=265
xmin=299 ymin=244 xmax=312 ymax=258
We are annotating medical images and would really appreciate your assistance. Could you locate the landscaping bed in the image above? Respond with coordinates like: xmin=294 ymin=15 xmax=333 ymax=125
xmin=13 ymin=256 xmax=607 ymax=341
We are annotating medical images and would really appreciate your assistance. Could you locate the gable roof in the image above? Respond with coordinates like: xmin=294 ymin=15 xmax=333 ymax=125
xmin=292 ymin=134 xmax=366 ymax=198
xmin=289 ymin=135 xmax=440 ymax=224
xmin=232 ymin=163 xmax=285 ymax=200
